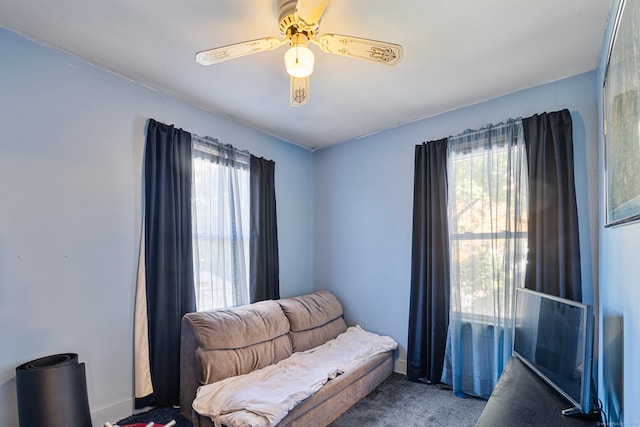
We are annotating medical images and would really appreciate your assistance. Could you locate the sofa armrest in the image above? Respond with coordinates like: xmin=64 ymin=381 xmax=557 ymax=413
xmin=180 ymin=315 xmax=201 ymax=421
xmin=179 ymin=300 xmax=292 ymax=421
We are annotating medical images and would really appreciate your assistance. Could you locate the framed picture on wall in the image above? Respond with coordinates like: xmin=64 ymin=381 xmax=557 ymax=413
xmin=603 ymin=0 xmax=640 ymax=227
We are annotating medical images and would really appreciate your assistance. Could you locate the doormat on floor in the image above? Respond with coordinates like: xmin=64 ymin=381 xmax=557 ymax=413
xmin=116 ymin=406 xmax=191 ymax=427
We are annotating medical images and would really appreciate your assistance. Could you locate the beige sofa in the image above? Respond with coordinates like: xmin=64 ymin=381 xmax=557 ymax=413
xmin=179 ymin=290 xmax=394 ymax=427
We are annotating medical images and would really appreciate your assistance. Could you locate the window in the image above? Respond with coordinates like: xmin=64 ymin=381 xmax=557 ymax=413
xmin=191 ymin=137 xmax=250 ymax=311
xmin=448 ymin=138 xmax=528 ymax=321
xmin=441 ymin=121 xmax=528 ymax=397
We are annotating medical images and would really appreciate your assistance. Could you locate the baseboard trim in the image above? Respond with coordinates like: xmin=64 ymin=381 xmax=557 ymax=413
xmin=91 ymin=398 xmax=133 ymax=427
xmin=394 ymin=357 xmax=407 ymax=375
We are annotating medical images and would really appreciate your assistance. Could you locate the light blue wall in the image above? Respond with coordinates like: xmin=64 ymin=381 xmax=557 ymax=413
xmin=313 ymin=72 xmax=600 ymax=375
xmin=0 ymin=28 xmax=313 ymax=427
xmin=597 ymin=1 xmax=639 ymax=424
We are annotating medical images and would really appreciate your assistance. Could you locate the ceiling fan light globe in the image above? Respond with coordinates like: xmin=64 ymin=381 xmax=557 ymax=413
xmin=284 ymin=46 xmax=314 ymax=78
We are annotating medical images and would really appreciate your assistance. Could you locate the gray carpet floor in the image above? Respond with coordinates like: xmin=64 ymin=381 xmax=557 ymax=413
xmin=329 ymin=373 xmax=487 ymax=427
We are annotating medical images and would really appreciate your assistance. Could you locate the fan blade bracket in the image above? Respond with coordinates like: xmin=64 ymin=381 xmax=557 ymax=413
xmin=196 ymin=37 xmax=283 ymax=65
xmin=290 ymin=76 xmax=310 ymax=106
xmin=314 ymin=34 xmax=403 ymax=66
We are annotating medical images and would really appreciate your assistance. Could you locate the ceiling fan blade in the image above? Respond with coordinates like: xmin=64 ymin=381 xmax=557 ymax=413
xmin=290 ymin=76 xmax=310 ymax=106
xmin=314 ymin=34 xmax=402 ymax=66
xmin=295 ymin=0 xmax=329 ymax=31
xmin=196 ymin=37 xmax=282 ymax=65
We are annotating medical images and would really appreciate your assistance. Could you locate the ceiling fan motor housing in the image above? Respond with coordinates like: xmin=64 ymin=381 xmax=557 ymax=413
xmin=278 ymin=0 xmax=317 ymax=39
xmin=278 ymin=0 xmax=297 ymax=33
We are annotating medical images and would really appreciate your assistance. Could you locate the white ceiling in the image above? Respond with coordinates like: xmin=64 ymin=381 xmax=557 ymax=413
xmin=0 ymin=0 xmax=611 ymax=150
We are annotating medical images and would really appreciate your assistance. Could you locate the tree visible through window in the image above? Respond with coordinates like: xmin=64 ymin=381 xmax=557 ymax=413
xmin=448 ymin=141 xmax=528 ymax=321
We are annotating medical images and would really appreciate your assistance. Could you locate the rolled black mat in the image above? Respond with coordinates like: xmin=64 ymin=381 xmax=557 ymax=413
xmin=16 ymin=353 xmax=92 ymax=427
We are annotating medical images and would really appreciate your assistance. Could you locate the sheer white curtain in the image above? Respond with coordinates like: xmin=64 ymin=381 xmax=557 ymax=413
xmin=441 ymin=120 xmax=528 ymax=398
xmin=191 ymin=136 xmax=250 ymax=311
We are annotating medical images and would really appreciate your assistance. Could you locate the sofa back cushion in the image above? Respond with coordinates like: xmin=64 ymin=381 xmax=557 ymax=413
xmin=277 ymin=290 xmax=347 ymax=352
xmin=182 ymin=300 xmax=292 ymax=385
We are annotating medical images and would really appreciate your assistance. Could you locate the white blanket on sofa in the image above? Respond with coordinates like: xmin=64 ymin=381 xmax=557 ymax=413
xmin=192 ymin=325 xmax=397 ymax=427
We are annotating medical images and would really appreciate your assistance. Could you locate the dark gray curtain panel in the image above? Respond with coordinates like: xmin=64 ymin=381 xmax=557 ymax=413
xmin=249 ymin=155 xmax=280 ymax=302
xmin=407 ymin=139 xmax=450 ymax=383
xmin=140 ymin=119 xmax=196 ymax=407
xmin=523 ymin=109 xmax=582 ymax=301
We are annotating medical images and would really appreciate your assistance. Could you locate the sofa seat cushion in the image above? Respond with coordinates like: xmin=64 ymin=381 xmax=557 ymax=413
xmin=277 ymin=290 xmax=347 ymax=352
xmin=183 ymin=300 xmax=292 ymax=385
xmin=278 ymin=351 xmax=393 ymax=427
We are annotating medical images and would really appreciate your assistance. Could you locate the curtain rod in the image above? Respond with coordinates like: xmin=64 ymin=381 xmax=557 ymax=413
xmin=448 ymin=118 xmax=522 ymax=141
xmin=192 ymin=134 xmax=250 ymax=157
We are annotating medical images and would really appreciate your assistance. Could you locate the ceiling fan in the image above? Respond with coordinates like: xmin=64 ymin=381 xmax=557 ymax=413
xmin=195 ymin=0 xmax=403 ymax=106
